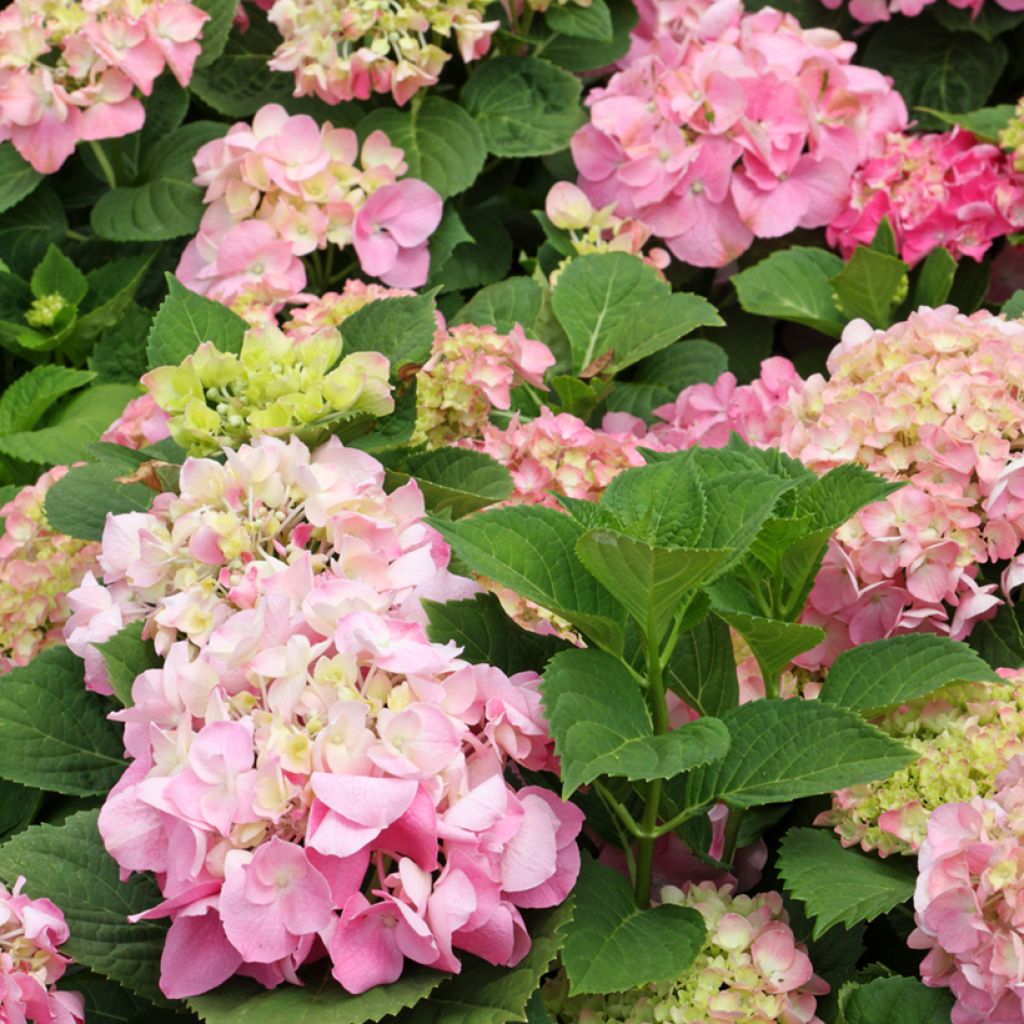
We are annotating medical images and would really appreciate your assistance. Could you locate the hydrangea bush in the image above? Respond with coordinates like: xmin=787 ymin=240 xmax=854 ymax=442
xmin=1 ymin=1 xmax=1024 ymax=1023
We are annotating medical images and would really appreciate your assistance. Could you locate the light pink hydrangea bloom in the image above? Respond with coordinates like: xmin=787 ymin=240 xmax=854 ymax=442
xmin=101 ymin=394 xmax=172 ymax=450
xmin=0 ymin=877 xmax=84 ymax=1024
xmin=571 ymin=7 xmax=906 ymax=267
xmin=177 ymin=105 xmax=442 ymax=310
xmin=0 ymin=0 xmax=209 ymax=172
xmin=278 ymin=281 xmax=415 ymax=340
xmin=828 ymin=129 xmax=1024 ymax=266
xmin=820 ymin=0 xmax=1024 ymax=24
xmin=910 ymin=753 xmax=1024 ymax=1023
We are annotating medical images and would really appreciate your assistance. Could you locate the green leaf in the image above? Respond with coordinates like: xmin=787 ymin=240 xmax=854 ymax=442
xmin=947 ymin=256 xmax=990 ymax=315
xmin=732 ymin=247 xmax=846 ymax=337
xmin=795 ymin=463 xmax=901 ymax=533
xmin=870 ymin=217 xmax=897 ymax=257
xmin=147 ymin=273 xmax=247 ymax=367
xmin=542 ymin=0 xmax=638 ymax=70
xmin=0 ymin=781 xmax=43 ymax=840
xmin=0 ymin=810 xmax=167 ymax=1003
xmin=69 ymin=255 xmax=154 ymax=363
xmin=90 ymin=304 xmax=153 ymax=384
xmin=432 ymin=210 xmax=512 ymax=293
xmin=820 ymin=635 xmax=998 ymax=714
xmin=777 ymin=828 xmax=916 ymax=939
xmin=551 ymin=253 xmax=669 ymax=374
xmin=1003 ymin=291 xmax=1024 ymax=320
xmin=547 ymin=0 xmax=613 ymax=39
xmin=829 ymin=246 xmax=908 ymax=328
xmin=542 ymin=649 xmax=730 ymax=794
xmin=0 ymin=144 xmax=42 ymax=215
xmin=453 ymin=278 xmax=542 ymax=333
xmin=0 ymin=186 xmax=68 ymax=277
xmin=918 ymin=103 xmax=1014 ymax=143
xmin=599 ymin=458 xmax=706 ymax=548
xmin=913 ymin=247 xmax=958 ymax=311
xmin=968 ymin=599 xmax=1024 ymax=669
xmin=683 ymin=700 xmax=914 ymax=813
xmin=843 ymin=976 xmax=953 ymax=1024
xmin=97 ymin=621 xmax=161 ymax=708
xmin=340 ymin=292 xmax=437 ymax=376
xmin=432 ymin=506 xmax=625 ymax=654
xmin=0 ymin=365 xmax=95 ymax=434
xmin=461 ymin=57 xmax=585 ymax=158
xmin=664 ymin=614 xmax=738 ymax=718
xmin=359 ymin=98 xmax=486 ymax=199
xmin=196 ymin=0 xmax=238 ymax=65
xmin=31 ymin=245 xmax=88 ymax=305
xmin=91 ymin=122 xmax=227 ymax=242
xmin=424 ymin=593 xmax=570 ymax=675
xmin=71 ymin=971 xmax=182 ymax=1024
xmin=863 ymin=23 xmax=1006 ymax=131
xmin=711 ymin=607 xmax=822 ymax=689
xmin=562 ymin=859 xmax=706 ymax=996
xmin=191 ymin=967 xmax=445 ymax=1024
xmin=0 ymin=647 xmax=124 ymax=796
xmin=382 ymin=448 xmax=512 ymax=518
xmin=577 ymin=531 xmax=726 ymax=640
xmin=931 ymin=1 xmax=1023 ymax=40
xmin=44 ymin=461 xmax=154 ymax=541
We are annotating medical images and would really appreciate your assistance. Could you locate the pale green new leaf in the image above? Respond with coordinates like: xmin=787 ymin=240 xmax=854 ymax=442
xmin=45 ymin=462 xmax=154 ymax=541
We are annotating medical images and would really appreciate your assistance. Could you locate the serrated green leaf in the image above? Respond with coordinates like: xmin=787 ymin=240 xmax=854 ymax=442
xmin=0 ymin=186 xmax=68 ymax=277
xmin=196 ymin=0 xmax=238 ymax=65
xmin=70 ymin=971 xmax=182 ymax=1024
xmin=870 ymin=217 xmax=897 ymax=257
xmin=90 ymin=304 xmax=153 ymax=384
xmin=710 ymin=606 xmax=823 ymax=689
xmin=913 ymin=247 xmax=958 ymax=308
xmin=147 ymin=274 xmax=247 ymax=367
xmin=97 ymin=621 xmax=162 ymax=708
xmin=340 ymin=292 xmax=437 ymax=376
xmin=796 ymin=463 xmax=902 ymax=533
xmin=424 ymin=593 xmax=570 ymax=675
xmin=0 ymin=144 xmax=42 ymax=215
xmin=777 ymin=828 xmax=916 ymax=939
xmin=31 ymin=245 xmax=88 ymax=304
xmin=830 ymin=246 xmax=908 ymax=328
xmin=359 ymin=98 xmax=486 ymax=199
xmin=599 ymin=458 xmax=706 ymax=548
xmin=918 ymin=103 xmax=1014 ymax=143
xmin=431 ymin=506 xmax=625 ymax=654
xmin=542 ymin=649 xmax=730 ymax=794
xmin=683 ymin=700 xmax=914 ymax=813
xmin=45 ymin=461 xmax=154 ymax=541
xmin=0 ymin=647 xmax=124 ymax=795
xmin=546 ymin=0 xmax=613 ymax=39
xmin=820 ymin=635 xmax=998 ymax=714
xmin=0 ymin=781 xmax=43 ymax=840
xmin=931 ymin=1 xmax=1023 ymax=41
xmin=0 ymin=810 xmax=167 ymax=1003
xmin=461 ymin=57 xmax=584 ymax=158
xmin=432 ymin=210 xmax=512 ymax=294
xmin=542 ymin=0 xmax=637 ymax=70
xmin=733 ymin=247 xmax=846 ymax=337
xmin=453 ymin=278 xmax=542 ymax=333
xmin=562 ymin=859 xmax=706 ymax=996
xmin=0 ymin=365 xmax=95 ymax=434
xmin=843 ymin=976 xmax=953 ymax=1024
xmin=664 ymin=613 xmax=738 ymax=718
xmin=382 ymin=448 xmax=512 ymax=518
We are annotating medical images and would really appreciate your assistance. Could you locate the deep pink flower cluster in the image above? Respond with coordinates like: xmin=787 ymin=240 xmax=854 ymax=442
xmin=0 ymin=877 xmax=83 ymax=1024
xmin=101 ymin=394 xmax=172 ymax=450
xmin=654 ymin=306 xmax=1024 ymax=665
xmin=828 ymin=129 xmax=1024 ymax=266
xmin=820 ymin=0 xmax=1024 ymax=24
xmin=0 ymin=0 xmax=209 ymax=173
xmin=0 ymin=467 xmax=101 ymax=675
xmin=571 ymin=7 xmax=906 ymax=268
xmin=66 ymin=436 xmax=578 ymax=997
xmin=177 ymin=104 xmax=443 ymax=311
xmin=910 ymin=754 xmax=1024 ymax=1023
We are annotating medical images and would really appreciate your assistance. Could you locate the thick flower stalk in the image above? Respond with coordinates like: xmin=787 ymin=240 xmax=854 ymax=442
xmin=0 ymin=467 xmax=100 ymax=675
xmin=654 ymin=307 xmax=1024 ymax=664
xmin=141 ymin=322 xmax=394 ymax=455
xmin=909 ymin=754 xmax=1024 ymax=1024
xmin=819 ymin=676 xmax=1024 ymax=857
xmin=177 ymin=104 xmax=443 ymax=309
xmin=546 ymin=883 xmax=827 ymax=1024
xmin=571 ymin=7 xmax=906 ymax=268
xmin=0 ymin=877 xmax=84 ymax=1024
xmin=827 ymin=129 xmax=1024 ymax=266
xmin=264 ymin=0 xmax=499 ymax=107
xmin=0 ymin=0 xmax=209 ymax=173
xmin=74 ymin=435 xmax=579 ymax=998
xmin=412 ymin=322 xmax=555 ymax=448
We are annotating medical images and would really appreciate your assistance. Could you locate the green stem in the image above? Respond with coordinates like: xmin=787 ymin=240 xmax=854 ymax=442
xmin=65 ymin=229 xmax=88 ymax=243
xmin=720 ymin=806 xmax=744 ymax=865
xmin=650 ymin=804 xmax=699 ymax=839
xmin=88 ymin=141 xmax=118 ymax=190
xmin=594 ymin=780 xmax=642 ymax=838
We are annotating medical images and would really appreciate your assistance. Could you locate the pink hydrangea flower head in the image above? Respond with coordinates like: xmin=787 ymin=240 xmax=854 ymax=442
xmin=819 ymin=0 xmax=1024 ymax=24
xmin=101 ymin=394 xmax=172 ymax=450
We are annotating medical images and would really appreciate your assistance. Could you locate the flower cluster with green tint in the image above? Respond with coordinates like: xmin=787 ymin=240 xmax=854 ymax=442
xmin=1000 ymin=98 xmax=1024 ymax=172
xmin=818 ymin=675 xmax=1024 ymax=856
xmin=142 ymin=323 xmax=394 ymax=455
xmin=545 ymin=882 xmax=826 ymax=1024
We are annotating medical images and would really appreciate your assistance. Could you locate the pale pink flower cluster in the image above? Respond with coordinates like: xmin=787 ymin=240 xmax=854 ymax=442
xmin=264 ymin=0 xmax=497 ymax=107
xmin=910 ymin=754 xmax=1024 ymax=1023
xmin=0 ymin=878 xmax=83 ymax=1024
xmin=828 ymin=129 xmax=1024 ymax=266
xmin=177 ymin=104 xmax=443 ymax=310
xmin=101 ymin=394 xmax=172 ymax=450
xmin=278 ymin=280 xmax=415 ymax=340
xmin=0 ymin=467 xmax=100 ymax=675
xmin=413 ymin=322 xmax=555 ymax=448
xmin=571 ymin=7 xmax=906 ymax=268
xmin=820 ymin=0 xmax=1024 ymax=24
xmin=655 ymin=307 xmax=1024 ymax=665
xmin=77 ymin=435 xmax=578 ymax=998
xmin=626 ymin=0 xmax=742 ymax=62
xmin=0 ymin=0 xmax=208 ymax=173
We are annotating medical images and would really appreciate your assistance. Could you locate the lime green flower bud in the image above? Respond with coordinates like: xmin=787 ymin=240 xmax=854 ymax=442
xmin=24 ymin=293 xmax=67 ymax=328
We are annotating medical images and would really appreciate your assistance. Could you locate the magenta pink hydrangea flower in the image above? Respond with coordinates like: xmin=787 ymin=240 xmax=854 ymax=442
xmin=101 ymin=394 xmax=172 ymax=450
xmin=0 ymin=0 xmax=209 ymax=173
xmin=177 ymin=105 xmax=442 ymax=311
xmin=0 ymin=877 xmax=84 ymax=1024
xmin=910 ymin=754 xmax=1024 ymax=1023
xmin=79 ymin=435 xmax=579 ymax=998
xmin=571 ymin=7 xmax=906 ymax=268
xmin=828 ymin=129 xmax=1024 ymax=266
